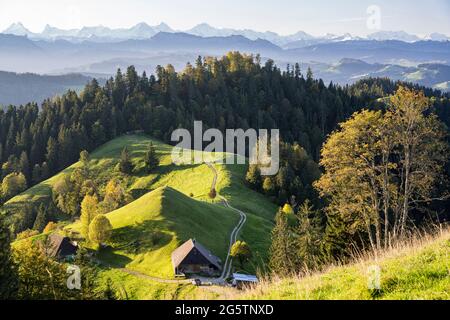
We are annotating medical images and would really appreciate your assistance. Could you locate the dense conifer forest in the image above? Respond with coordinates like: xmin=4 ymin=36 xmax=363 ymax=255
xmin=0 ymin=52 xmax=449 ymax=235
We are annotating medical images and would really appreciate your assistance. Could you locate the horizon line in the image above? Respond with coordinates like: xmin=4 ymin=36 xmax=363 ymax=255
xmin=3 ymin=21 xmax=449 ymax=39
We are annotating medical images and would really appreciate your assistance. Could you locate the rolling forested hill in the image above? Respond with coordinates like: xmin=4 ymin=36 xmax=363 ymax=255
xmin=0 ymin=52 xmax=449 ymax=300
xmin=0 ymin=71 xmax=95 ymax=106
xmin=1 ymin=53 xmax=449 ymax=227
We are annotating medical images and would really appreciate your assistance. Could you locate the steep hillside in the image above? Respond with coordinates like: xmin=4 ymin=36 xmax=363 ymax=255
xmin=67 ymin=186 xmax=239 ymax=278
xmin=235 ymin=231 xmax=450 ymax=300
xmin=6 ymin=134 xmax=277 ymax=289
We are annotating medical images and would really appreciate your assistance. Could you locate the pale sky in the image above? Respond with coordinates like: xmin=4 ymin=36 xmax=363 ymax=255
xmin=0 ymin=0 xmax=449 ymax=36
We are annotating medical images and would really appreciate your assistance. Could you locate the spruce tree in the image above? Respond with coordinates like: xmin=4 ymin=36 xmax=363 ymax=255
xmin=119 ymin=147 xmax=133 ymax=175
xmin=269 ymin=210 xmax=298 ymax=276
xmin=19 ymin=152 xmax=30 ymax=184
xmin=295 ymin=200 xmax=324 ymax=270
xmin=245 ymin=165 xmax=261 ymax=189
xmin=0 ymin=213 xmax=18 ymax=299
xmin=46 ymin=137 xmax=58 ymax=172
xmin=144 ymin=142 xmax=159 ymax=173
xmin=32 ymin=204 xmax=48 ymax=232
xmin=79 ymin=150 xmax=90 ymax=178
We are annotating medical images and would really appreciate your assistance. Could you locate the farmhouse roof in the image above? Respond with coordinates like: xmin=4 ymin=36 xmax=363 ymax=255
xmin=46 ymin=234 xmax=78 ymax=258
xmin=171 ymin=239 xmax=221 ymax=269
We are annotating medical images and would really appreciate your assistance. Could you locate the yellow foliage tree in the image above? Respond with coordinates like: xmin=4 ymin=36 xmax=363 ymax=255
xmin=88 ymin=214 xmax=113 ymax=248
xmin=315 ymin=87 xmax=448 ymax=252
xmin=80 ymin=194 xmax=99 ymax=240
xmin=282 ymin=203 xmax=294 ymax=215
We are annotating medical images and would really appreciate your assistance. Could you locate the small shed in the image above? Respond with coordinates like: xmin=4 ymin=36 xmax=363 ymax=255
xmin=46 ymin=234 xmax=78 ymax=260
xmin=171 ymin=239 xmax=222 ymax=276
xmin=232 ymin=273 xmax=259 ymax=289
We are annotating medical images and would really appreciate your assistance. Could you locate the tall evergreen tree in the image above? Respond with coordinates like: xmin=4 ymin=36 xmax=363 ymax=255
xmin=19 ymin=151 xmax=30 ymax=184
xmin=32 ymin=204 xmax=48 ymax=232
xmin=119 ymin=147 xmax=133 ymax=175
xmin=0 ymin=213 xmax=17 ymax=299
xmin=295 ymin=200 xmax=324 ymax=270
xmin=45 ymin=137 xmax=58 ymax=173
xmin=144 ymin=142 xmax=159 ymax=173
xmin=269 ymin=210 xmax=298 ymax=276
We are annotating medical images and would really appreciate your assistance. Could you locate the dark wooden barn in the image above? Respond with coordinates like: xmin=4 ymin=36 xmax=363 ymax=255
xmin=171 ymin=239 xmax=222 ymax=276
xmin=46 ymin=234 xmax=78 ymax=260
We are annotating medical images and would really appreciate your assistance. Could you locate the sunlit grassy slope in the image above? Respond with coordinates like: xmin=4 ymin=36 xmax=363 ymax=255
xmin=7 ymin=134 xmax=277 ymax=293
xmin=6 ymin=134 xmax=216 ymax=206
xmin=68 ymin=186 xmax=239 ymax=278
xmin=7 ymin=134 xmax=276 ymax=217
xmin=235 ymin=230 xmax=450 ymax=300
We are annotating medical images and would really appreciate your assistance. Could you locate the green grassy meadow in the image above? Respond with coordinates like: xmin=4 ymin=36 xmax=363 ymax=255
xmin=8 ymin=134 xmax=277 ymax=299
xmin=68 ymin=186 xmax=239 ymax=278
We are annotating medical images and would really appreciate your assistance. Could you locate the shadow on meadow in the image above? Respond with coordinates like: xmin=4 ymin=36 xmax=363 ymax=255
xmin=110 ymin=220 xmax=173 ymax=256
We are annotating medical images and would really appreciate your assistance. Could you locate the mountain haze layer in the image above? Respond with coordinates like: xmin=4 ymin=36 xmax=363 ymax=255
xmin=3 ymin=22 xmax=449 ymax=45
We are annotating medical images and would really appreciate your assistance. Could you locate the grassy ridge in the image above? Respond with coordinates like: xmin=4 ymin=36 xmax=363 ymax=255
xmin=67 ymin=186 xmax=239 ymax=278
xmin=7 ymin=134 xmax=277 ymax=298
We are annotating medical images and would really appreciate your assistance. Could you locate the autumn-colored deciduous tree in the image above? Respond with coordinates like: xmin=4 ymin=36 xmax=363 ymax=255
xmin=245 ymin=165 xmax=261 ymax=189
xmin=262 ymin=177 xmax=275 ymax=194
xmin=101 ymin=178 xmax=128 ymax=213
xmin=315 ymin=87 xmax=448 ymax=253
xmin=13 ymin=239 xmax=68 ymax=299
xmin=230 ymin=241 xmax=252 ymax=268
xmin=88 ymin=214 xmax=112 ymax=248
xmin=282 ymin=203 xmax=294 ymax=214
xmin=53 ymin=158 xmax=96 ymax=217
xmin=43 ymin=221 xmax=58 ymax=234
xmin=80 ymin=195 xmax=99 ymax=240
xmin=1 ymin=172 xmax=27 ymax=200
xmin=53 ymin=176 xmax=79 ymax=216
xmin=13 ymin=238 xmax=100 ymax=300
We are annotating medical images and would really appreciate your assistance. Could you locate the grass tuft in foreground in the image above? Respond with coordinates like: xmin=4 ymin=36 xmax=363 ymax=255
xmin=234 ymin=229 xmax=450 ymax=300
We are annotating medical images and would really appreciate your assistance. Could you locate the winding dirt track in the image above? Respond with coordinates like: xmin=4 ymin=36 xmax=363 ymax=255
xmin=119 ymin=162 xmax=247 ymax=285
xmin=205 ymin=162 xmax=247 ymax=283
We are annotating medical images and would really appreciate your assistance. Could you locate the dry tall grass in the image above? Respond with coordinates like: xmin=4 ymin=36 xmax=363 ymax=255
xmin=225 ymin=226 xmax=450 ymax=300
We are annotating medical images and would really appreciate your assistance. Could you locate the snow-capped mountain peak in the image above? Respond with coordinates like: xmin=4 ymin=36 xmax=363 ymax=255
xmin=425 ymin=33 xmax=450 ymax=41
xmin=3 ymin=22 xmax=34 ymax=37
xmin=367 ymin=30 xmax=421 ymax=42
xmin=1 ymin=22 xmax=448 ymax=45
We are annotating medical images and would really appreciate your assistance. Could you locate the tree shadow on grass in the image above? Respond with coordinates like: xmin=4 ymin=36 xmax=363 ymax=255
xmin=110 ymin=220 xmax=173 ymax=256
xmin=133 ymin=162 xmax=199 ymax=179
xmin=97 ymin=248 xmax=133 ymax=268
xmin=128 ymin=163 xmax=201 ymax=198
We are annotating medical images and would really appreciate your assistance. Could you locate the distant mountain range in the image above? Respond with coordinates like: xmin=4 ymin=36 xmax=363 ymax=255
xmin=0 ymin=32 xmax=448 ymax=73
xmin=301 ymin=59 xmax=450 ymax=92
xmin=3 ymin=22 xmax=174 ymax=42
xmin=0 ymin=23 xmax=449 ymax=94
xmin=0 ymin=57 xmax=448 ymax=108
xmin=60 ymin=55 xmax=450 ymax=93
xmin=0 ymin=32 xmax=284 ymax=73
xmin=3 ymin=22 xmax=449 ymax=47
